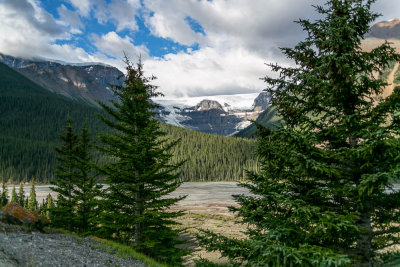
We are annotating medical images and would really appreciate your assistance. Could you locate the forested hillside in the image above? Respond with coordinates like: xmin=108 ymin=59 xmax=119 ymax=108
xmin=0 ymin=62 xmax=256 ymax=182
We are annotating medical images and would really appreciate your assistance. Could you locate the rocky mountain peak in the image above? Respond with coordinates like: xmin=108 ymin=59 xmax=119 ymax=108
xmin=194 ymin=99 xmax=224 ymax=111
xmin=368 ymin=18 xmax=400 ymax=39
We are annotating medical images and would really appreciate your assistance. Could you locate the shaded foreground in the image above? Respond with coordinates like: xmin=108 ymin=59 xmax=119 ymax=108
xmin=0 ymin=223 xmax=144 ymax=267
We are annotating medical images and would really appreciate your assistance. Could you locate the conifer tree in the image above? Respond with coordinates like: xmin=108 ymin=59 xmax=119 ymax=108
xmin=199 ymin=0 xmax=400 ymax=266
xmin=73 ymin=123 xmax=102 ymax=234
xmin=97 ymin=57 xmax=186 ymax=265
xmin=28 ymin=179 xmax=38 ymax=211
xmin=24 ymin=196 xmax=28 ymax=209
xmin=17 ymin=182 xmax=25 ymax=206
xmin=50 ymin=118 xmax=79 ymax=231
xmin=46 ymin=193 xmax=55 ymax=219
xmin=0 ymin=179 xmax=8 ymax=207
xmin=11 ymin=185 xmax=17 ymax=203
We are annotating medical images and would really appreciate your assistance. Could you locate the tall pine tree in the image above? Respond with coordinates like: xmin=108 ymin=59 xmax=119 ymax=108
xmin=11 ymin=185 xmax=17 ymax=203
xmin=0 ymin=179 xmax=8 ymax=207
xmin=17 ymin=182 xmax=25 ymax=206
xmin=50 ymin=118 xmax=79 ymax=231
xmin=97 ymin=57 xmax=186 ymax=265
xmin=73 ymin=123 xmax=102 ymax=234
xmin=28 ymin=179 xmax=38 ymax=211
xmin=199 ymin=0 xmax=400 ymax=266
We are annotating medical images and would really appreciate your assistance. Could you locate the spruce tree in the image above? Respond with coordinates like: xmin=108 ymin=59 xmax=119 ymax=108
xmin=50 ymin=118 xmax=79 ymax=231
xmin=0 ymin=179 xmax=8 ymax=207
xmin=28 ymin=179 xmax=38 ymax=211
xmin=46 ymin=193 xmax=55 ymax=219
xmin=73 ymin=123 xmax=102 ymax=234
xmin=24 ymin=196 xmax=28 ymax=209
xmin=11 ymin=185 xmax=17 ymax=203
xmin=17 ymin=182 xmax=25 ymax=206
xmin=97 ymin=58 xmax=186 ymax=265
xmin=198 ymin=0 xmax=400 ymax=266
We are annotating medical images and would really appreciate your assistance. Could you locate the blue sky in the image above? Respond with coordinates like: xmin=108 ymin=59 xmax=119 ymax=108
xmin=0 ymin=0 xmax=398 ymax=99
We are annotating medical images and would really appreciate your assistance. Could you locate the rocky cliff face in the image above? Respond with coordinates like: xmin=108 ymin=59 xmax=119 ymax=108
xmin=0 ymin=53 xmax=122 ymax=106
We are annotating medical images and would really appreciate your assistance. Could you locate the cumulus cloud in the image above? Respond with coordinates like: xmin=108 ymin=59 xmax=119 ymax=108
xmin=94 ymin=0 xmax=141 ymax=32
xmin=68 ymin=0 xmax=92 ymax=17
xmin=57 ymin=4 xmax=84 ymax=34
xmin=91 ymin=31 xmax=149 ymax=60
xmin=0 ymin=0 xmax=398 ymax=99
xmin=140 ymin=0 xmax=317 ymax=98
xmin=144 ymin=47 xmax=268 ymax=98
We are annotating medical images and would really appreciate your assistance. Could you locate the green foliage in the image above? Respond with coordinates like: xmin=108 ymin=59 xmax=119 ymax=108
xmin=50 ymin=118 xmax=79 ymax=231
xmin=199 ymin=0 xmax=400 ymax=266
xmin=28 ymin=179 xmax=38 ymax=211
xmin=10 ymin=185 xmax=17 ymax=203
xmin=17 ymin=182 xmax=25 ymax=206
xmin=0 ymin=179 xmax=8 ymax=207
xmin=46 ymin=194 xmax=55 ymax=218
xmin=96 ymin=239 xmax=168 ymax=267
xmin=160 ymin=123 xmax=257 ymax=181
xmin=73 ymin=123 xmax=102 ymax=234
xmin=0 ymin=62 xmax=256 ymax=183
xmin=0 ymin=62 xmax=108 ymax=182
xmin=97 ymin=58 xmax=187 ymax=265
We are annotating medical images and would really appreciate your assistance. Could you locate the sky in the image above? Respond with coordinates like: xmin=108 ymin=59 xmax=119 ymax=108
xmin=0 ymin=0 xmax=399 ymax=99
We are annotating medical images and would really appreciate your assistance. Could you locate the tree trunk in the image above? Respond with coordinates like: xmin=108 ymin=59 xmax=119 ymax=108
xmin=134 ymin=176 xmax=143 ymax=247
xmin=355 ymin=210 xmax=372 ymax=267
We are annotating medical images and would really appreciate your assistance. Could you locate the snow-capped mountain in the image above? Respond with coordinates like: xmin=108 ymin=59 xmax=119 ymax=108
xmin=154 ymin=92 xmax=270 ymax=136
xmin=0 ymin=53 xmax=270 ymax=136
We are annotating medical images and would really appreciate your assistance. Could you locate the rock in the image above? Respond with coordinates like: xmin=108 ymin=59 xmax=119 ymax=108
xmin=195 ymin=100 xmax=224 ymax=111
xmin=2 ymin=202 xmax=40 ymax=225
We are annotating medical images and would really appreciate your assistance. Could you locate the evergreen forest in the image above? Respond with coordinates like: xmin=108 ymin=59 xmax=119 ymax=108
xmin=0 ymin=62 xmax=257 ymax=183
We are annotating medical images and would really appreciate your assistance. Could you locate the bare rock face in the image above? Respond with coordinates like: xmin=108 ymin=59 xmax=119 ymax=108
xmin=194 ymin=100 xmax=224 ymax=111
xmin=368 ymin=18 xmax=400 ymax=39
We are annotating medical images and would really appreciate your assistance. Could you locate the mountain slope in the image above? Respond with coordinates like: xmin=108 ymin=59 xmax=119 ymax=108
xmin=0 ymin=53 xmax=121 ymax=106
xmin=234 ymin=106 xmax=278 ymax=138
xmin=0 ymin=62 xmax=257 ymax=182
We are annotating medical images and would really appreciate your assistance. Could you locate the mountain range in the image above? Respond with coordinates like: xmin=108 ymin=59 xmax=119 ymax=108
xmin=0 ymin=53 xmax=270 ymax=136
xmin=0 ymin=61 xmax=257 ymax=182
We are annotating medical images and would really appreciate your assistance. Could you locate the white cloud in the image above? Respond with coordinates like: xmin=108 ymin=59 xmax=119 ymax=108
xmin=69 ymin=0 xmax=92 ymax=17
xmin=91 ymin=31 xmax=149 ymax=61
xmin=140 ymin=0 xmax=316 ymax=98
xmin=1 ymin=0 xmax=399 ymax=100
xmin=57 ymin=4 xmax=84 ymax=34
xmin=94 ymin=0 xmax=141 ymax=32
xmin=144 ymin=47 xmax=268 ymax=98
xmin=144 ymin=0 xmax=205 ymax=46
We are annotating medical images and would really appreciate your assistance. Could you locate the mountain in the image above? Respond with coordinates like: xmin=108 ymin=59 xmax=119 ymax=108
xmin=368 ymin=18 xmax=400 ymax=39
xmin=154 ymin=92 xmax=270 ymax=136
xmin=234 ymin=106 xmax=278 ymax=138
xmin=0 ymin=53 xmax=271 ymax=136
xmin=0 ymin=62 xmax=257 ymax=182
xmin=0 ymin=53 xmax=121 ymax=106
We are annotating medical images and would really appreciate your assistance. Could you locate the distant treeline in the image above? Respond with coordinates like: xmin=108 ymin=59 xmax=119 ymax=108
xmin=0 ymin=62 xmax=257 ymax=183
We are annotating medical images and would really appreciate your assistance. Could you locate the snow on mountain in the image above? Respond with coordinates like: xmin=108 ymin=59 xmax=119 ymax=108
xmin=153 ymin=93 xmax=259 ymax=112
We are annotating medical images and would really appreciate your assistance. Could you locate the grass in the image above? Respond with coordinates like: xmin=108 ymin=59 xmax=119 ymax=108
xmin=95 ymin=238 xmax=168 ymax=267
xmin=53 ymin=228 xmax=168 ymax=267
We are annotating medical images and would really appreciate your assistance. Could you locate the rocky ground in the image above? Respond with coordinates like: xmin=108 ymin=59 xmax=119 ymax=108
xmin=0 ymin=222 xmax=144 ymax=267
